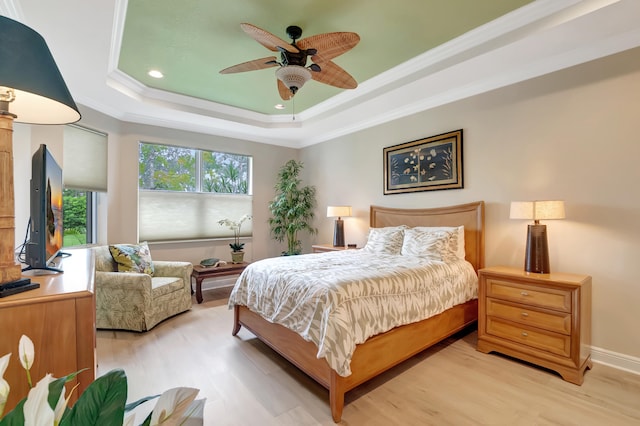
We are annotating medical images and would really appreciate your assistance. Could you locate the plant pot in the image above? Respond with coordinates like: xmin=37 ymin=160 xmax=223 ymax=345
xmin=231 ymin=251 xmax=244 ymax=264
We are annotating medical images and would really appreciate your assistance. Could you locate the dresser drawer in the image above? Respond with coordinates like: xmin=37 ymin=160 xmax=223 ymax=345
xmin=486 ymin=317 xmax=571 ymax=357
xmin=486 ymin=298 xmax=571 ymax=334
xmin=487 ymin=279 xmax=572 ymax=312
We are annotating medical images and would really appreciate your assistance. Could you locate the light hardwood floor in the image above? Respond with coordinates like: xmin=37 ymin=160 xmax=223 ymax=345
xmin=96 ymin=288 xmax=640 ymax=425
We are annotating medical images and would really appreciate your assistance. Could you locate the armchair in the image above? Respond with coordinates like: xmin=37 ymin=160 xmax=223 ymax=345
xmin=93 ymin=245 xmax=193 ymax=331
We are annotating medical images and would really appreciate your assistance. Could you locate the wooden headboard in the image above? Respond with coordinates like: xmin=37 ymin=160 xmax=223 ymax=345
xmin=370 ymin=201 xmax=485 ymax=272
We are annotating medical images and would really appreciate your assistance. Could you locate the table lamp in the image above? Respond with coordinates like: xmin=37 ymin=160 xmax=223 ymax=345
xmin=327 ymin=206 xmax=352 ymax=247
xmin=0 ymin=16 xmax=81 ymax=295
xmin=510 ymin=200 xmax=565 ymax=273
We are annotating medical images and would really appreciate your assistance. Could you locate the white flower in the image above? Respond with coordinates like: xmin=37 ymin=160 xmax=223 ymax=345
xmin=150 ymin=387 xmax=199 ymax=425
xmin=19 ymin=335 xmax=34 ymax=371
xmin=53 ymin=385 xmax=67 ymax=424
xmin=0 ymin=353 xmax=10 ymax=418
xmin=23 ymin=374 xmax=55 ymax=426
xmin=218 ymin=215 xmax=251 ymax=248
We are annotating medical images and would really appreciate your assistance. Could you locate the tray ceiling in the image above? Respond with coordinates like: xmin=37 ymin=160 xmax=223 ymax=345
xmin=5 ymin=0 xmax=640 ymax=147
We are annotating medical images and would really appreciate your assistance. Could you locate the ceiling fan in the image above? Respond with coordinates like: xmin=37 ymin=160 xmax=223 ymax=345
xmin=220 ymin=23 xmax=360 ymax=100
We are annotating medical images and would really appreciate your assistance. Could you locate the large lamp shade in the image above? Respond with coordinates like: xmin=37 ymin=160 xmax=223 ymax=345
xmin=0 ymin=16 xmax=80 ymax=290
xmin=0 ymin=16 xmax=80 ymax=123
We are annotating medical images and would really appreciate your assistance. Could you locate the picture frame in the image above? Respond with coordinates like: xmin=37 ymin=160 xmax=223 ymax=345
xmin=383 ymin=129 xmax=463 ymax=195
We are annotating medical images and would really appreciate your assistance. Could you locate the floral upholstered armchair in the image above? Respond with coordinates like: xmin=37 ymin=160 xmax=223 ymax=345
xmin=93 ymin=244 xmax=193 ymax=332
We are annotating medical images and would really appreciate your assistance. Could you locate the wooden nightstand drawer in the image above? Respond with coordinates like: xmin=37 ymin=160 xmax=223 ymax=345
xmin=487 ymin=279 xmax=572 ymax=312
xmin=486 ymin=298 xmax=571 ymax=334
xmin=486 ymin=317 xmax=571 ymax=357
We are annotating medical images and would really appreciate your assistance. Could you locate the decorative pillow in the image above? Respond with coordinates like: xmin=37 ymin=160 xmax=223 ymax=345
xmin=109 ymin=242 xmax=155 ymax=276
xmin=410 ymin=226 xmax=465 ymax=260
xmin=401 ymin=228 xmax=459 ymax=262
xmin=362 ymin=226 xmax=406 ymax=255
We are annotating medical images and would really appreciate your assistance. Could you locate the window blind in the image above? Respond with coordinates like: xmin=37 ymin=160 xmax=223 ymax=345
xmin=63 ymin=125 xmax=108 ymax=191
xmin=138 ymin=190 xmax=252 ymax=242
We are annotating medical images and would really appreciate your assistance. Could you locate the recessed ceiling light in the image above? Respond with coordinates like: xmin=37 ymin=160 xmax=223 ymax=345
xmin=274 ymin=104 xmax=285 ymax=110
xmin=148 ymin=69 xmax=164 ymax=79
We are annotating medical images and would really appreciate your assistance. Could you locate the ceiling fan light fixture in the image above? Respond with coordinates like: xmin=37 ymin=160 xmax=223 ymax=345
xmin=276 ymin=65 xmax=311 ymax=94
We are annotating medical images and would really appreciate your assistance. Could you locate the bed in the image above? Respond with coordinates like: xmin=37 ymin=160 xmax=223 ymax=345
xmin=230 ymin=201 xmax=485 ymax=422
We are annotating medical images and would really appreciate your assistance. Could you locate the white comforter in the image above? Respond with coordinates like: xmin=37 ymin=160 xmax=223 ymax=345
xmin=228 ymin=250 xmax=478 ymax=377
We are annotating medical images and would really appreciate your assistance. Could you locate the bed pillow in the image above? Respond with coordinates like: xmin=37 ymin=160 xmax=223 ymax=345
xmin=410 ymin=226 xmax=465 ymax=260
xmin=362 ymin=226 xmax=406 ymax=255
xmin=401 ymin=228 xmax=458 ymax=261
xmin=109 ymin=242 xmax=155 ymax=276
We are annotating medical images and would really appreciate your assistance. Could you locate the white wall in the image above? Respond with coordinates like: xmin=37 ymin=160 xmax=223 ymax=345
xmin=301 ymin=47 xmax=640 ymax=365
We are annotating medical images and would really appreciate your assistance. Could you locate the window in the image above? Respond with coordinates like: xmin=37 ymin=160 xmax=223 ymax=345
xmin=138 ymin=142 xmax=252 ymax=242
xmin=62 ymin=125 xmax=106 ymax=247
xmin=62 ymin=189 xmax=96 ymax=246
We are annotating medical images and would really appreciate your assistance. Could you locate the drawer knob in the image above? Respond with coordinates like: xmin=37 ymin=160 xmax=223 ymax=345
xmin=520 ymin=291 xmax=529 ymax=297
xmin=521 ymin=312 xmax=529 ymax=317
xmin=521 ymin=332 xmax=529 ymax=337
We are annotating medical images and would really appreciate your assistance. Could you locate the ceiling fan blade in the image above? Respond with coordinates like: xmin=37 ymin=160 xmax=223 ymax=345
xmin=277 ymin=79 xmax=293 ymax=100
xmin=297 ymin=32 xmax=360 ymax=63
xmin=240 ymin=23 xmax=299 ymax=53
xmin=311 ymin=60 xmax=357 ymax=89
xmin=219 ymin=56 xmax=278 ymax=74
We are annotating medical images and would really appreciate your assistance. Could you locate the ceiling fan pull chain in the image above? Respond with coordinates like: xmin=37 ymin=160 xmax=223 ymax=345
xmin=292 ymin=96 xmax=296 ymax=121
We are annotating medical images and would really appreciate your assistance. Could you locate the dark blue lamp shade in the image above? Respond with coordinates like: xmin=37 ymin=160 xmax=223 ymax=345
xmin=0 ymin=15 xmax=80 ymax=124
xmin=0 ymin=16 xmax=79 ymax=292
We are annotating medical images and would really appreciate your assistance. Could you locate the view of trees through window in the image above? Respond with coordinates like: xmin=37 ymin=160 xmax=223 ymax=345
xmin=139 ymin=142 xmax=250 ymax=194
xmin=63 ymin=189 xmax=88 ymax=246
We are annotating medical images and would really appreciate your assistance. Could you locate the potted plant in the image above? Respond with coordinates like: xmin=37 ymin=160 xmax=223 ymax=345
xmin=218 ymin=214 xmax=251 ymax=263
xmin=268 ymin=159 xmax=317 ymax=255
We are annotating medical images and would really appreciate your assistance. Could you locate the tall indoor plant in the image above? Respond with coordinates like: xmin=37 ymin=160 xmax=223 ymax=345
xmin=268 ymin=160 xmax=317 ymax=255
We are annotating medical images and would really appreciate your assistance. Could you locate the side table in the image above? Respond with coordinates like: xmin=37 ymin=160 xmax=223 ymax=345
xmin=191 ymin=262 xmax=249 ymax=303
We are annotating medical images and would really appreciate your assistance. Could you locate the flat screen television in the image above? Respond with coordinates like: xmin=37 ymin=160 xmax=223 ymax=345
xmin=23 ymin=144 xmax=64 ymax=273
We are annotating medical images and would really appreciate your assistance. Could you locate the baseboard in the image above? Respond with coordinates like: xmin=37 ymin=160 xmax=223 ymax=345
xmin=591 ymin=345 xmax=640 ymax=376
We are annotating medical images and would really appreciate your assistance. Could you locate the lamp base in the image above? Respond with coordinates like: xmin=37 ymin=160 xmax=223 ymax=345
xmin=525 ymin=224 xmax=550 ymax=274
xmin=333 ymin=218 xmax=345 ymax=247
xmin=0 ymin=277 xmax=39 ymax=298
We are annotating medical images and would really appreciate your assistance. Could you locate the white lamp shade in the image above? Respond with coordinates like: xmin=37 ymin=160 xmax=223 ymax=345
xmin=510 ymin=200 xmax=565 ymax=220
xmin=327 ymin=206 xmax=352 ymax=218
xmin=534 ymin=200 xmax=565 ymax=220
xmin=509 ymin=201 xmax=534 ymax=219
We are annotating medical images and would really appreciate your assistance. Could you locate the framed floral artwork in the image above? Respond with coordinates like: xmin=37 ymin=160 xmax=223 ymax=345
xmin=383 ymin=129 xmax=463 ymax=195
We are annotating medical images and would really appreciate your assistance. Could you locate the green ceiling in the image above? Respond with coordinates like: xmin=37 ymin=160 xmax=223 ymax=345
xmin=119 ymin=0 xmax=533 ymax=115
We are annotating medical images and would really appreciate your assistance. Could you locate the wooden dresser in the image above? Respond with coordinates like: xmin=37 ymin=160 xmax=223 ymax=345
xmin=0 ymin=248 xmax=96 ymax=411
xmin=477 ymin=266 xmax=592 ymax=385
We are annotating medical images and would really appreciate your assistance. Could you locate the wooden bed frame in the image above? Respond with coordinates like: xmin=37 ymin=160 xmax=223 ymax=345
xmin=232 ymin=201 xmax=485 ymax=422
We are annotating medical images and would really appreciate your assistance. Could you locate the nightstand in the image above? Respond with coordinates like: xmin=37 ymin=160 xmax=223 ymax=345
xmin=477 ymin=266 xmax=592 ymax=385
xmin=312 ymin=244 xmax=356 ymax=253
